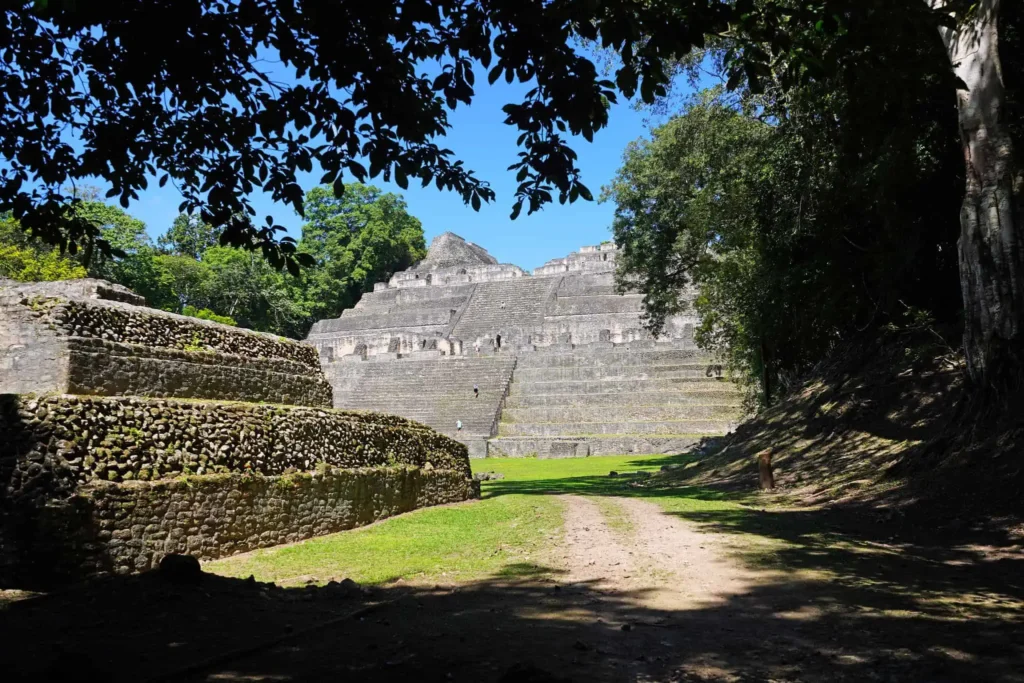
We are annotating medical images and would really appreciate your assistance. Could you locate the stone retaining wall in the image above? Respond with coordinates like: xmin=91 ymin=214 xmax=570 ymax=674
xmin=64 ymin=337 xmax=332 ymax=407
xmin=2 ymin=395 xmax=468 ymax=502
xmin=10 ymin=289 xmax=319 ymax=368
xmin=2 ymin=283 xmax=329 ymax=405
xmin=2 ymin=466 xmax=477 ymax=585
xmin=1 ymin=394 xmax=475 ymax=585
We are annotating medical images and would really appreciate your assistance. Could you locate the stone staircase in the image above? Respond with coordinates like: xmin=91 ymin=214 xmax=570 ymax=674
xmin=487 ymin=347 xmax=743 ymax=457
xmin=327 ymin=355 xmax=517 ymax=457
xmin=450 ymin=277 xmax=559 ymax=346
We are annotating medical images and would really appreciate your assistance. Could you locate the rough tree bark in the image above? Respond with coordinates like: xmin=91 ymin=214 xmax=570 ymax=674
xmin=932 ymin=0 xmax=1024 ymax=389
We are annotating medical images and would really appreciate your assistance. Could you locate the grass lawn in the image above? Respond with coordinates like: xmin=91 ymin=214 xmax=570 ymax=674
xmin=207 ymin=453 xmax=749 ymax=587
xmin=207 ymin=493 xmax=563 ymax=587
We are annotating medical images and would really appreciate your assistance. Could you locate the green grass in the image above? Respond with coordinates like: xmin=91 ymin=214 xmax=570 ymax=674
xmin=591 ymin=496 xmax=635 ymax=535
xmin=206 ymin=453 xmax=749 ymax=587
xmin=474 ymin=453 xmax=677 ymax=487
xmin=207 ymin=494 xmax=563 ymax=586
xmin=480 ymin=454 xmax=750 ymax=518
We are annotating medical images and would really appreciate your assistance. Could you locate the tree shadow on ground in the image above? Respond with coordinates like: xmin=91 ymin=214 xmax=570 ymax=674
xmin=478 ymin=469 xmax=1024 ymax=677
xmin=1 ymin=543 xmax=1021 ymax=683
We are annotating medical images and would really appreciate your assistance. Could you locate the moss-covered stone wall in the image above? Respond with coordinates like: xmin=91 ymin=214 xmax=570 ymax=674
xmin=64 ymin=337 xmax=333 ymax=407
xmin=2 ymin=394 xmax=468 ymax=499
xmin=2 ymin=467 xmax=478 ymax=584
xmin=1 ymin=283 xmax=329 ymax=406
xmin=0 ymin=394 xmax=476 ymax=585
xmin=21 ymin=293 xmax=320 ymax=368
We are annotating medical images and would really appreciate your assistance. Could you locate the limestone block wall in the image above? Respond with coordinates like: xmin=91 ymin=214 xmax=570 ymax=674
xmin=533 ymin=244 xmax=618 ymax=277
xmin=536 ymin=273 xmax=698 ymax=346
xmin=308 ymin=284 xmax=477 ymax=359
xmin=0 ymin=288 xmax=69 ymax=395
xmin=449 ymin=278 xmax=560 ymax=347
xmin=1 ymin=283 xmax=331 ymax=407
xmin=1 ymin=394 xmax=467 ymax=496
xmin=326 ymin=356 xmax=517 ymax=458
xmin=0 ymin=394 xmax=474 ymax=585
xmin=63 ymin=337 xmax=332 ymax=406
xmin=5 ymin=466 xmax=475 ymax=584
xmin=49 ymin=297 xmax=319 ymax=366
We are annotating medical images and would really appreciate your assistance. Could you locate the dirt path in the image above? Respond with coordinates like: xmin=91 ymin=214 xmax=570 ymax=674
xmin=558 ymin=495 xmax=755 ymax=613
xmin=3 ymin=493 xmax=1023 ymax=682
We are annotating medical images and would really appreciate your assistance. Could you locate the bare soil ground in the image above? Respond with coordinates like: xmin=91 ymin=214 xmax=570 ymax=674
xmin=3 ymin=490 xmax=1022 ymax=682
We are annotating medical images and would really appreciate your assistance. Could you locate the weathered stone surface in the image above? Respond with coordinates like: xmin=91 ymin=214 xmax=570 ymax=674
xmin=4 ymin=282 xmax=319 ymax=366
xmin=0 ymin=279 xmax=478 ymax=585
xmin=305 ymin=234 xmax=687 ymax=359
xmin=307 ymin=234 xmax=734 ymax=459
xmin=1 ymin=280 xmax=328 ymax=406
xmin=2 ymin=466 xmax=475 ymax=585
xmin=63 ymin=337 xmax=332 ymax=406
xmin=1 ymin=394 xmax=469 ymax=496
xmin=326 ymin=355 xmax=516 ymax=457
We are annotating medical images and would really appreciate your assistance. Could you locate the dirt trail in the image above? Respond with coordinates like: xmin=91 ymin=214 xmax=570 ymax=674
xmin=4 ymin=493 xmax=1022 ymax=682
xmin=558 ymin=495 xmax=755 ymax=612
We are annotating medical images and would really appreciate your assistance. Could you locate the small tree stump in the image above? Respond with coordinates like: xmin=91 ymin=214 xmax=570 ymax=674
xmin=757 ymin=449 xmax=775 ymax=490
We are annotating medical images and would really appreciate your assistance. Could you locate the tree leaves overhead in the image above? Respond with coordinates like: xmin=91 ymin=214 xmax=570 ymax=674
xmin=606 ymin=0 xmax=967 ymax=405
xmin=0 ymin=1 xmax=951 ymax=270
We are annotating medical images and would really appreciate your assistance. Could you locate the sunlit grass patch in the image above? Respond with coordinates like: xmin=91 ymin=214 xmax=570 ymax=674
xmin=207 ymin=494 xmax=563 ymax=587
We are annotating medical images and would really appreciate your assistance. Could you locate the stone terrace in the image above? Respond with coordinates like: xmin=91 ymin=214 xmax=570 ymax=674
xmin=0 ymin=278 xmax=475 ymax=584
xmin=327 ymin=355 xmax=517 ymax=458
xmin=489 ymin=346 xmax=743 ymax=457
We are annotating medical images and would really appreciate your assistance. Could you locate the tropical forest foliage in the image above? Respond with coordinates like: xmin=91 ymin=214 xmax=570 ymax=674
xmin=0 ymin=184 xmax=424 ymax=338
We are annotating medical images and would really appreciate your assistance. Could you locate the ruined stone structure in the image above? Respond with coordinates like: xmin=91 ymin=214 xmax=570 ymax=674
xmin=309 ymin=233 xmax=743 ymax=457
xmin=0 ymin=279 xmax=475 ymax=585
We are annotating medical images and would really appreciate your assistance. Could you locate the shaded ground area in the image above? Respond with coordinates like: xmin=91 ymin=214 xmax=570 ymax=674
xmin=666 ymin=338 xmax=1024 ymax=532
xmin=2 ymin=461 xmax=1023 ymax=682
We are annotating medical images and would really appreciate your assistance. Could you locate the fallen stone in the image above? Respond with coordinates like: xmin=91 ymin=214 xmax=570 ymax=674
xmin=326 ymin=577 xmax=363 ymax=597
xmin=473 ymin=471 xmax=505 ymax=481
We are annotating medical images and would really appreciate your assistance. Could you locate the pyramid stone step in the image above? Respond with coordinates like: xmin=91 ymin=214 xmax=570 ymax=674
xmin=501 ymin=404 xmax=743 ymax=422
xmin=513 ymin=364 xmax=721 ymax=382
xmin=499 ymin=419 xmax=734 ymax=437
xmin=487 ymin=435 xmax=704 ymax=458
xmin=514 ymin=349 xmax=718 ymax=368
xmin=328 ymin=356 xmax=517 ymax=441
xmin=508 ymin=377 xmax=736 ymax=394
xmin=503 ymin=389 xmax=743 ymax=408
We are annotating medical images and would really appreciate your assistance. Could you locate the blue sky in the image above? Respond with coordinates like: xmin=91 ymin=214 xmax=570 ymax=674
xmin=122 ymin=63 xmax=676 ymax=273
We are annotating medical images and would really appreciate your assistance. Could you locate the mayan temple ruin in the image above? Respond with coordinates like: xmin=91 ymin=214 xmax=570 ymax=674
xmin=0 ymin=234 xmax=739 ymax=584
xmin=309 ymin=232 xmax=743 ymax=459
xmin=0 ymin=278 xmax=476 ymax=584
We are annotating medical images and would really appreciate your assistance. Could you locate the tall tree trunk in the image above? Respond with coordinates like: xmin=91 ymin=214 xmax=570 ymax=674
xmin=932 ymin=0 xmax=1024 ymax=388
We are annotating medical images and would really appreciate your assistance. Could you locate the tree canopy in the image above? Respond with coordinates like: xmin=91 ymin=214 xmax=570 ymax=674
xmin=0 ymin=182 xmax=427 ymax=338
xmin=299 ymin=184 xmax=426 ymax=323
xmin=606 ymin=5 xmax=970 ymax=402
xmin=3 ymin=1 xmax=1021 ymax=389
xmin=1 ymin=1 xmax=951 ymax=265
xmin=0 ymin=214 xmax=85 ymax=281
